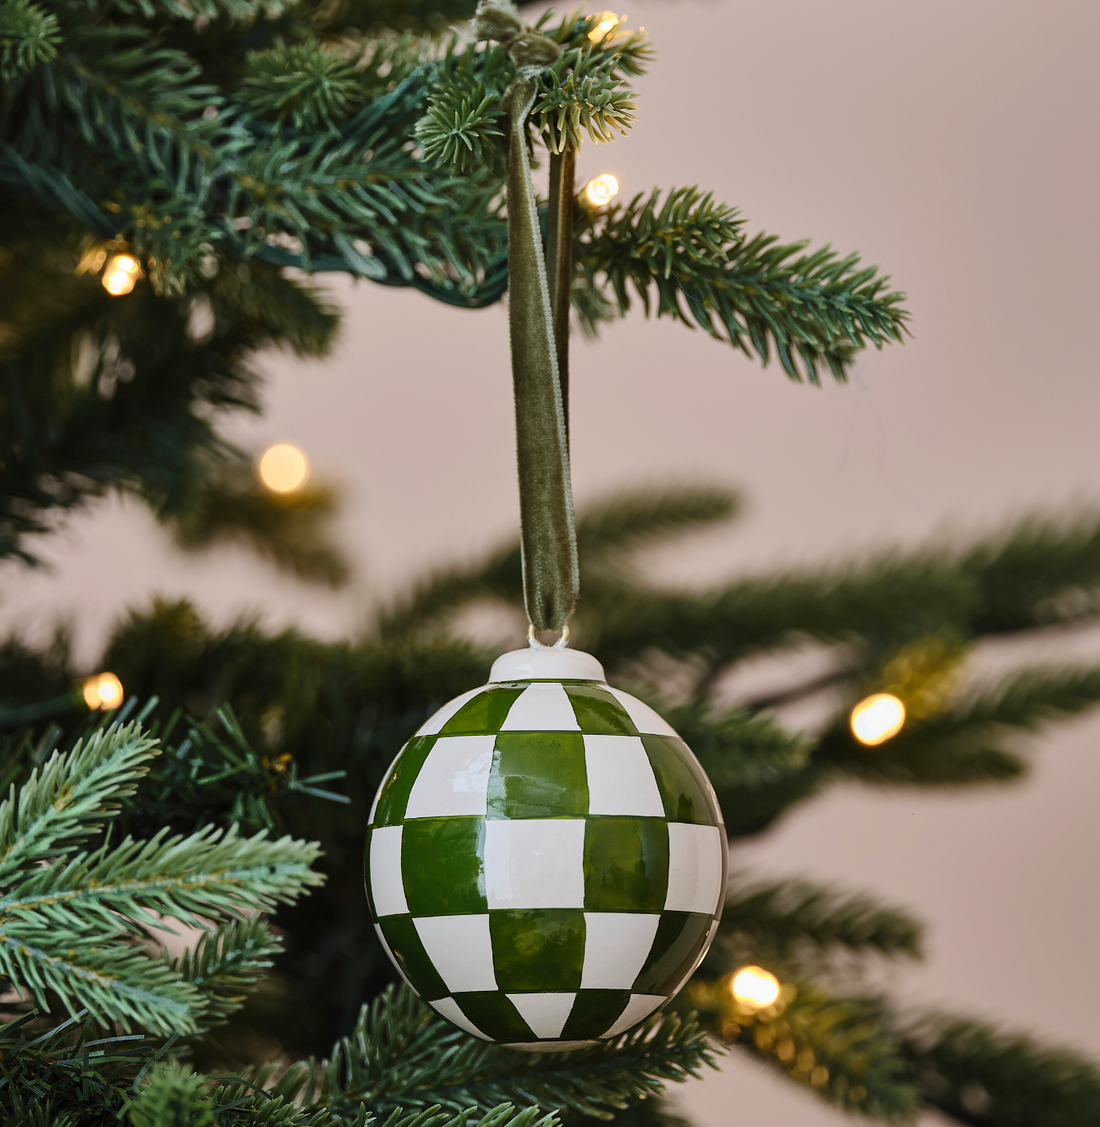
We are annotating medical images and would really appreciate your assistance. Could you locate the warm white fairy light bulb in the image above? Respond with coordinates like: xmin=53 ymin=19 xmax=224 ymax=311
xmin=731 ymin=966 xmax=781 ymax=1010
xmin=258 ymin=443 xmax=309 ymax=493
xmin=585 ymin=173 xmax=620 ymax=207
xmin=83 ymin=672 xmax=123 ymax=710
xmin=587 ymin=10 xmax=620 ymax=41
xmin=850 ymin=692 xmax=906 ymax=746
xmin=102 ymin=254 xmax=141 ymax=295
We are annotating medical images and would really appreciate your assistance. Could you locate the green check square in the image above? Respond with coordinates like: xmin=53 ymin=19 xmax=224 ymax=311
xmin=560 ymin=990 xmax=629 ymax=1041
xmin=455 ymin=992 xmax=534 ymax=1041
xmin=643 ymin=736 xmax=718 ymax=825
xmin=631 ymin=911 xmax=713 ymax=995
xmin=378 ymin=914 xmax=449 ymax=1000
xmin=372 ymin=736 xmax=436 ymax=826
xmin=584 ymin=817 xmax=669 ymax=911
xmin=489 ymin=909 xmax=585 ymax=992
xmin=564 ymin=684 xmax=638 ymax=734
xmin=401 ymin=817 xmax=487 ymax=915
xmin=487 ymin=732 xmax=588 ymax=818
xmin=441 ymin=686 xmax=525 ymax=734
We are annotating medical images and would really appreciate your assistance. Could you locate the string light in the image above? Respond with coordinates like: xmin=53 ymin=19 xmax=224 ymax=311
xmin=584 ymin=173 xmax=620 ymax=207
xmin=731 ymin=965 xmax=781 ymax=1010
xmin=102 ymin=254 xmax=141 ymax=296
xmin=83 ymin=672 xmax=124 ymax=711
xmin=258 ymin=443 xmax=309 ymax=493
xmin=850 ymin=692 xmax=906 ymax=746
xmin=587 ymin=10 xmax=620 ymax=41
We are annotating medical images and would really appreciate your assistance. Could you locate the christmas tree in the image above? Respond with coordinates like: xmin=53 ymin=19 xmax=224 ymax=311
xmin=3 ymin=0 xmax=1100 ymax=1121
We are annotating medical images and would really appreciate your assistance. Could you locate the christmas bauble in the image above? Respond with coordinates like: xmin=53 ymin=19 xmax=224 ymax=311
xmin=364 ymin=645 xmax=727 ymax=1050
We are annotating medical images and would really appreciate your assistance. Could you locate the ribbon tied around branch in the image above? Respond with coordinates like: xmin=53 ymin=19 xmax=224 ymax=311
xmin=472 ymin=0 xmax=579 ymax=637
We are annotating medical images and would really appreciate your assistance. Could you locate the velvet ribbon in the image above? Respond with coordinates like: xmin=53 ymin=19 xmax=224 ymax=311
xmin=473 ymin=0 xmax=579 ymax=634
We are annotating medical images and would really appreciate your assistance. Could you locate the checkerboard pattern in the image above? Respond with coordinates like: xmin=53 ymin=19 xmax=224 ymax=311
xmin=365 ymin=674 xmax=727 ymax=1050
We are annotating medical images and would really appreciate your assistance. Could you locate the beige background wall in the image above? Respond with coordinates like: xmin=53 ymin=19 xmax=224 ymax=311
xmin=4 ymin=1 xmax=1100 ymax=1122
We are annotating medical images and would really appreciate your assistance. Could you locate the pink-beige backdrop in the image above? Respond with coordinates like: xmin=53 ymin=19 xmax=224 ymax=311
xmin=5 ymin=2 xmax=1100 ymax=1122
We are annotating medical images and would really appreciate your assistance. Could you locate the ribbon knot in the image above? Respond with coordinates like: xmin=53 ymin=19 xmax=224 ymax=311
xmin=472 ymin=0 xmax=561 ymax=79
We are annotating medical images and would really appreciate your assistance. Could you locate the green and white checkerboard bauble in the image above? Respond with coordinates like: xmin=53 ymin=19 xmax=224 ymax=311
xmin=364 ymin=645 xmax=727 ymax=1051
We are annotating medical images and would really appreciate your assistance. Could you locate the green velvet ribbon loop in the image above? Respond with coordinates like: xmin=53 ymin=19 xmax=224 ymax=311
xmin=474 ymin=1 xmax=579 ymax=633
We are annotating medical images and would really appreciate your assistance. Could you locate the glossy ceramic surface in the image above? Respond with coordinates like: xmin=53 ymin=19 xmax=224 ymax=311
xmin=364 ymin=648 xmax=727 ymax=1050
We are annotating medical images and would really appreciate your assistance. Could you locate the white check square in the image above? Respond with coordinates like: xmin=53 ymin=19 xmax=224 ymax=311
xmin=602 ymin=993 xmax=667 ymax=1038
xmin=508 ymin=992 xmax=577 ymax=1039
xmin=430 ymin=996 xmax=492 ymax=1040
xmin=501 ymin=682 xmax=581 ymax=731
xmin=606 ymin=688 xmax=679 ymax=737
xmin=483 ymin=818 xmax=586 ymax=908
xmin=369 ymin=825 xmax=407 ymax=916
xmin=404 ymin=735 xmax=495 ymax=819
xmin=664 ymin=822 xmax=725 ymax=913
xmin=584 ymin=735 xmax=665 ymax=816
xmin=581 ymin=912 xmax=661 ymax=989
xmin=414 ymin=914 xmax=497 ymax=992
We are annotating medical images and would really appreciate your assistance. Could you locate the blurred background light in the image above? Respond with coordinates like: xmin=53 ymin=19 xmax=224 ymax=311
xmin=102 ymin=254 xmax=141 ymax=295
xmin=850 ymin=692 xmax=906 ymax=746
xmin=585 ymin=173 xmax=620 ymax=207
xmin=731 ymin=965 xmax=781 ymax=1010
xmin=587 ymin=11 xmax=621 ymax=41
xmin=258 ymin=443 xmax=310 ymax=493
xmin=83 ymin=671 xmax=123 ymax=710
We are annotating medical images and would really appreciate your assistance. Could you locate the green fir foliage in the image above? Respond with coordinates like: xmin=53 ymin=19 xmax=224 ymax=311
xmin=0 ymin=719 xmax=322 ymax=1033
xmin=574 ymin=187 xmax=909 ymax=382
xmin=718 ymin=876 xmax=924 ymax=965
xmin=2 ymin=0 xmax=1099 ymax=1122
xmin=257 ymin=983 xmax=713 ymax=1120
xmin=3 ymin=485 xmax=1100 ymax=1122
xmin=0 ymin=0 xmax=59 ymax=80
xmin=902 ymin=1015 xmax=1100 ymax=1127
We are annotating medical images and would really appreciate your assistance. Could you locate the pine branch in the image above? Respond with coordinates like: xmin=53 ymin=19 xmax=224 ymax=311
xmin=533 ymin=54 xmax=637 ymax=154
xmin=414 ymin=47 xmax=508 ymax=176
xmin=0 ymin=913 xmax=203 ymax=1033
xmin=172 ymin=917 xmax=282 ymax=1032
xmin=590 ymin=554 xmax=969 ymax=669
xmin=0 ymin=1012 xmax=146 ymax=1125
xmin=240 ymin=40 xmax=369 ymax=131
xmin=0 ymin=713 xmax=323 ymax=1034
xmin=902 ymin=1014 xmax=1100 ymax=1127
xmin=733 ymin=984 xmax=918 ymax=1119
xmin=574 ymin=486 xmax=740 ymax=562
xmin=170 ymin=465 xmax=352 ymax=588
xmin=0 ymin=821 xmax=321 ymax=1032
xmin=2 ymin=823 xmax=323 ymax=935
xmin=95 ymin=0 xmax=280 ymax=21
xmin=822 ymin=665 xmax=1100 ymax=786
xmin=0 ymin=0 xmax=59 ymax=80
xmin=129 ymin=1061 xmax=217 ymax=1127
xmin=267 ymin=984 xmax=714 ymax=1121
xmin=415 ymin=14 xmax=651 ymax=172
xmin=0 ymin=719 xmax=157 ymax=884
xmin=662 ymin=702 xmax=810 ymax=792
xmin=0 ymin=241 xmax=336 ymax=563
xmin=718 ymin=875 xmax=924 ymax=963
xmin=575 ymin=189 xmax=909 ymax=382
xmin=376 ymin=486 xmax=739 ymax=638
xmin=961 ymin=509 xmax=1100 ymax=634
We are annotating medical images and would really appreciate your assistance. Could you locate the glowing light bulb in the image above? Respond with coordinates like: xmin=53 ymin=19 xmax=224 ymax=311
xmin=731 ymin=966 xmax=781 ymax=1010
xmin=850 ymin=692 xmax=906 ymax=746
xmin=102 ymin=255 xmax=141 ymax=296
xmin=587 ymin=10 xmax=620 ymax=41
xmin=258 ymin=443 xmax=309 ymax=493
xmin=83 ymin=672 xmax=124 ymax=710
xmin=585 ymin=173 xmax=620 ymax=207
